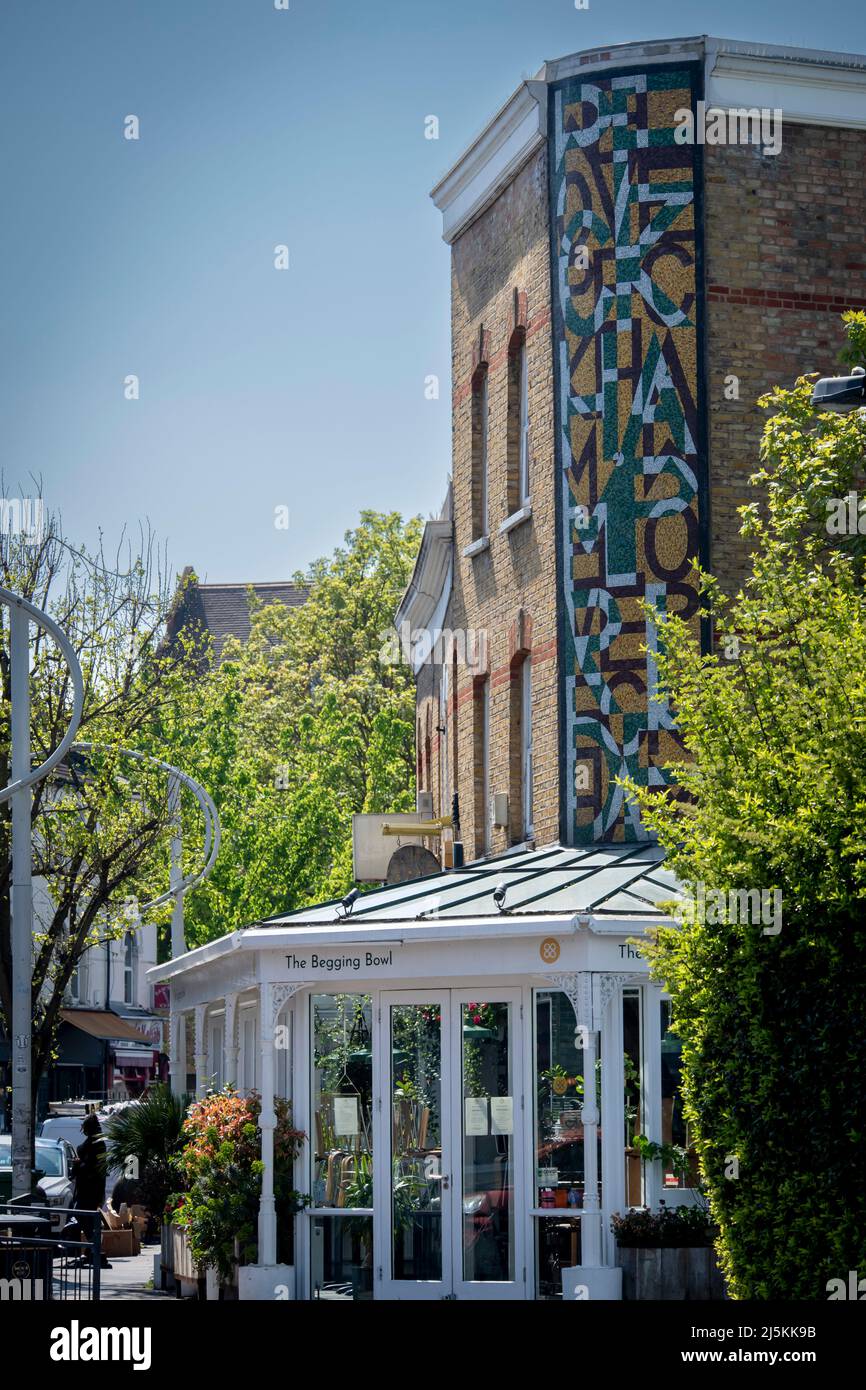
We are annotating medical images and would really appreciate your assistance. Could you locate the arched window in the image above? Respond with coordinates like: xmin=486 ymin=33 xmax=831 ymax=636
xmin=521 ymin=655 xmax=533 ymax=838
xmin=507 ymin=329 xmax=531 ymax=513
xmin=471 ymin=363 xmax=489 ymax=539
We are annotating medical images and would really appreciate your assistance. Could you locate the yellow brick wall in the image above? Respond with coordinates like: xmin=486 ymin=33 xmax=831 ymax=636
xmin=419 ymin=148 xmax=561 ymax=862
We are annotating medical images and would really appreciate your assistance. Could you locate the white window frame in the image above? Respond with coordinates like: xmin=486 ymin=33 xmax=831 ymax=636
xmin=241 ymin=1009 xmax=259 ymax=1093
xmin=123 ymin=933 xmax=136 ymax=1006
xmin=521 ymin=657 xmax=533 ymax=837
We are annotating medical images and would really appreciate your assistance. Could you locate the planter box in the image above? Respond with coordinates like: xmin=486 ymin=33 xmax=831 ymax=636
xmin=171 ymin=1225 xmax=201 ymax=1297
xmin=238 ymin=1264 xmax=295 ymax=1300
xmin=204 ymin=1266 xmax=240 ymax=1300
xmin=616 ymin=1245 xmax=727 ymax=1300
xmin=159 ymin=1224 xmax=175 ymax=1293
xmin=562 ymin=1266 xmax=622 ymax=1301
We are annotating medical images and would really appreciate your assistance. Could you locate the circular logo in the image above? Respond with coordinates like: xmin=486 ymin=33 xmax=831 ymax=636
xmin=11 ymin=1258 xmax=31 ymax=1279
xmin=552 ymin=1075 xmax=569 ymax=1096
xmin=540 ymin=937 xmax=561 ymax=964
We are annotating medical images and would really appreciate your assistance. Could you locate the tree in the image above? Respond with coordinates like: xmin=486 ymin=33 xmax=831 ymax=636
xmin=624 ymin=313 xmax=866 ymax=1298
xmin=165 ymin=510 xmax=422 ymax=945
xmin=0 ymin=499 xmax=200 ymax=1104
xmin=103 ymin=1083 xmax=190 ymax=1220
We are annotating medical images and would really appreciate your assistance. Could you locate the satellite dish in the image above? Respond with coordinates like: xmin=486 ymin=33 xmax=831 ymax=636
xmin=386 ymin=843 xmax=440 ymax=884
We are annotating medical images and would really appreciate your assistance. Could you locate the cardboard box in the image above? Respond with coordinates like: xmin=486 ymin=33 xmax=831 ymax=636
xmin=101 ymin=1227 xmax=140 ymax=1258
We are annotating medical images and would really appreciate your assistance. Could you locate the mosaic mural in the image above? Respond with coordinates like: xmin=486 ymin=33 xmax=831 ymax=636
xmin=550 ymin=67 xmax=703 ymax=843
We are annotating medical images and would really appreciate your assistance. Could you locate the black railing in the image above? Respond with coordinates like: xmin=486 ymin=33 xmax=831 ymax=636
xmin=0 ymin=1200 xmax=102 ymax=1301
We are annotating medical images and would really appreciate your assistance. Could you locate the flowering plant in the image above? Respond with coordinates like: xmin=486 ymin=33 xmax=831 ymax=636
xmin=465 ymin=1001 xmax=497 ymax=1029
xmin=167 ymin=1087 xmax=307 ymax=1282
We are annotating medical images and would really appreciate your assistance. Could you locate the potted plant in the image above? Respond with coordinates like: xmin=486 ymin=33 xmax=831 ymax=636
xmin=611 ymin=1201 xmax=726 ymax=1299
xmin=168 ymin=1086 xmax=308 ymax=1299
xmin=103 ymin=1084 xmax=191 ymax=1293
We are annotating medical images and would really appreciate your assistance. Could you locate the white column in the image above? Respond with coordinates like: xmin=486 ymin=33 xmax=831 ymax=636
xmin=170 ymin=1008 xmax=188 ymax=1096
xmin=599 ymin=974 xmax=627 ymax=1267
xmin=194 ymin=1003 xmax=208 ymax=1099
xmin=581 ymin=1026 xmax=602 ymax=1265
xmin=224 ymin=992 xmax=239 ymax=1090
xmin=643 ymin=983 xmax=665 ymax=1210
xmin=257 ymin=983 xmax=304 ymax=1269
xmin=258 ymin=985 xmax=278 ymax=1266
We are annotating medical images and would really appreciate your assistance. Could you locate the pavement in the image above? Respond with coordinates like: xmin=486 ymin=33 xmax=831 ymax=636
xmin=97 ymin=1243 xmax=175 ymax=1302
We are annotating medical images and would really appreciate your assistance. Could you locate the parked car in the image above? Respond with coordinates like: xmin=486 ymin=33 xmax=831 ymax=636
xmin=0 ymin=1136 xmax=76 ymax=1228
xmin=39 ymin=1108 xmax=126 ymax=1198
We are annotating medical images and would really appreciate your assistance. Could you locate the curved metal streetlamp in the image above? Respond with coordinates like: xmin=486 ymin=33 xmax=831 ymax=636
xmin=0 ymin=588 xmax=85 ymax=1196
xmin=72 ymin=742 xmax=221 ymax=924
xmin=1 ymin=587 xmax=221 ymax=1191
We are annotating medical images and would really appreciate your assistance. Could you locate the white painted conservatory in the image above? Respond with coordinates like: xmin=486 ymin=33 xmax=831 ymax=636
xmin=148 ymin=842 xmax=698 ymax=1301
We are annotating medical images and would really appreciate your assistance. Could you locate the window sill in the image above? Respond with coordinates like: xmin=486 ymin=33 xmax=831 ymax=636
xmin=499 ymin=502 xmax=532 ymax=536
xmin=462 ymin=535 xmax=490 ymax=559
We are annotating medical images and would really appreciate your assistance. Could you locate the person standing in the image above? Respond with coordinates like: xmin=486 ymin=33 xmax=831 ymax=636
xmin=71 ymin=1112 xmax=110 ymax=1268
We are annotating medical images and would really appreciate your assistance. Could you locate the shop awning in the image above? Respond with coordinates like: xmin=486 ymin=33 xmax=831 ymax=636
xmin=60 ymin=1009 xmax=151 ymax=1044
xmin=112 ymin=1049 xmax=157 ymax=1067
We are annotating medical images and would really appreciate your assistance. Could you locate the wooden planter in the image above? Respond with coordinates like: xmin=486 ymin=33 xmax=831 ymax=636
xmin=160 ymin=1222 xmax=174 ymax=1291
xmin=171 ymin=1224 xmax=201 ymax=1297
xmin=616 ymin=1245 xmax=727 ymax=1300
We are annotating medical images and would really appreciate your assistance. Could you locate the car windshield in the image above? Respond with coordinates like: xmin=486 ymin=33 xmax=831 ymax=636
xmin=35 ymin=1143 xmax=65 ymax=1176
xmin=0 ymin=1138 xmax=65 ymax=1175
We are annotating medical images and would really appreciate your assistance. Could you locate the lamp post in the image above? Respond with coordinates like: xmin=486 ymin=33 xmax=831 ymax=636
xmin=0 ymin=589 xmax=84 ymax=1198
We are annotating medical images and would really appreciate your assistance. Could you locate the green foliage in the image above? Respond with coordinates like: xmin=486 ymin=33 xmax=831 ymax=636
xmin=168 ymin=1088 xmax=307 ymax=1282
xmin=611 ymin=1203 xmax=713 ymax=1249
xmin=632 ymin=1134 xmax=690 ymax=1183
xmin=623 ymin=315 xmax=866 ymax=1298
xmin=0 ymin=508 xmax=203 ymax=1091
xmin=162 ymin=511 xmax=422 ymax=945
xmin=103 ymin=1084 xmax=190 ymax=1220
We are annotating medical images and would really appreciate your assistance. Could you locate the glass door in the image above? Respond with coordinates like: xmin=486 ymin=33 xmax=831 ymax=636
xmin=451 ymin=988 xmax=526 ymax=1299
xmin=379 ymin=992 xmax=452 ymax=1299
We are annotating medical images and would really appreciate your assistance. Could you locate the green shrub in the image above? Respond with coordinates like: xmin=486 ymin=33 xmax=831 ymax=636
xmin=624 ymin=312 xmax=866 ymax=1299
xmin=611 ymin=1203 xmax=714 ymax=1249
xmin=167 ymin=1087 xmax=307 ymax=1283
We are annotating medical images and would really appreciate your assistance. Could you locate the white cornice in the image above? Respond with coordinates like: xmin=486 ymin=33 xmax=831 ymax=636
xmin=394 ymin=516 xmax=452 ymax=646
xmin=430 ymin=35 xmax=866 ymax=242
xmin=430 ymin=80 xmax=547 ymax=244
xmin=545 ymin=35 xmax=705 ymax=85
xmin=706 ymin=38 xmax=866 ymax=128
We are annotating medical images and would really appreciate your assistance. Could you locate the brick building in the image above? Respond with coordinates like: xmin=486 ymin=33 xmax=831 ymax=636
xmin=404 ymin=34 xmax=866 ymax=859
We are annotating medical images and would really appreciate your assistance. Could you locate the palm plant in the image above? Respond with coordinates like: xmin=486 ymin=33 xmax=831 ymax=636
xmin=104 ymin=1084 xmax=191 ymax=1223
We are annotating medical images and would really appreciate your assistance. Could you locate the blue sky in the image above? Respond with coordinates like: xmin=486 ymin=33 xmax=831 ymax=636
xmin=2 ymin=0 xmax=865 ymax=584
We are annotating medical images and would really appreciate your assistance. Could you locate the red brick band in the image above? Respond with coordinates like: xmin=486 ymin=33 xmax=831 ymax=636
xmin=708 ymin=285 xmax=866 ymax=313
